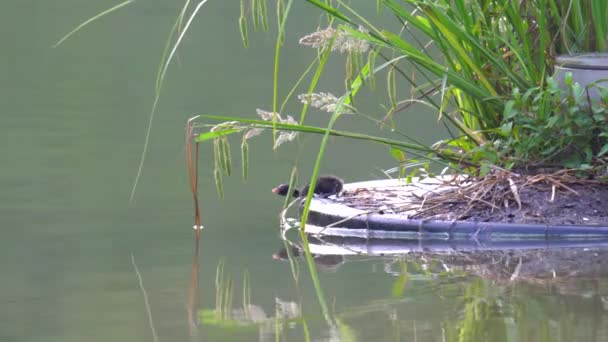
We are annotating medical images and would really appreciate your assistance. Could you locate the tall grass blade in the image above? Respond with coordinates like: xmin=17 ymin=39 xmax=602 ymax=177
xmin=195 ymin=115 xmax=438 ymax=155
xmin=241 ymin=140 xmax=249 ymax=181
xmin=271 ymin=0 xmax=293 ymax=145
xmin=53 ymin=0 xmax=134 ymax=48
xmin=159 ymin=0 xmax=211 ymax=89
xmin=220 ymin=137 xmax=232 ymax=176
xmin=279 ymin=59 xmax=317 ymax=115
xmin=259 ymin=0 xmax=269 ymax=31
xmin=387 ymin=65 xmax=397 ymax=110
xmin=214 ymin=167 xmax=224 ymax=199
xmin=297 ymin=97 xmax=354 ymax=328
xmin=251 ymin=0 xmax=259 ymax=31
xmin=335 ymin=0 xmax=382 ymax=35
xmin=305 ymin=0 xmax=355 ymax=25
xmin=213 ymin=140 xmax=225 ymax=199
xmin=176 ymin=0 xmax=193 ymax=41
xmin=282 ymin=166 xmax=299 ymax=209
xmin=591 ymin=0 xmax=608 ymax=51
xmin=298 ymin=28 xmax=335 ymax=125
xmin=130 ymin=0 xmax=211 ymax=202
xmin=239 ymin=0 xmax=249 ymax=47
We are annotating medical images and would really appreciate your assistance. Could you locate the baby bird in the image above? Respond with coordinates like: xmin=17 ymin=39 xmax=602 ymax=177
xmin=272 ymin=175 xmax=344 ymax=198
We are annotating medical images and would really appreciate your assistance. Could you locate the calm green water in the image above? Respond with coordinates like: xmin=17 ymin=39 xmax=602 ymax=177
xmin=2 ymin=1 xmax=608 ymax=341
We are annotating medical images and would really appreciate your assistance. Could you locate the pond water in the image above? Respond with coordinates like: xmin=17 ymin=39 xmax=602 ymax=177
xmin=2 ymin=1 xmax=608 ymax=341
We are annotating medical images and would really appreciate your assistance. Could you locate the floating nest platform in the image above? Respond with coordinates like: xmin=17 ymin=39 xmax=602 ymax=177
xmin=302 ymin=174 xmax=608 ymax=239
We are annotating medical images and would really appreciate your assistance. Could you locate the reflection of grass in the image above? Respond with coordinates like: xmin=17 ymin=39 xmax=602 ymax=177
xmin=214 ymin=258 xmax=233 ymax=321
xmin=335 ymin=318 xmax=358 ymax=342
xmin=131 ymin=254 xmax=159 ymax=342
xmin=199 ymin=310 xmax=258 ymax=330
xmin=204 ymin=259 xmax=310 ymax=339
xmin=391 ymin=260 xmax=408 ymax=298
xmin=455 ymin=279 xmax=504 ymax=341
xmin=208 ymin=253 xmax=607 ymax=340
xmin=444 ymin=279 xmax=554 ymax=342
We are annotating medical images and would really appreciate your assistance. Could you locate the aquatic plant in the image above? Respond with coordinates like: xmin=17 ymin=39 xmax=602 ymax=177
xmin=56 ymin=1 xmax=608 ymax=194
xmin=189 ymin=0 xmax=608 ymax=183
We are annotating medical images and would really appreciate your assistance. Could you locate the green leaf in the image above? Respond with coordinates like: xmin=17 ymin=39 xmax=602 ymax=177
xmin=195 ymin=115 xmax=437 ymax=155
xmin=196 ymin=128 xmax=243 ymax=142
xmin=546 ymin=115 xmax=560 ymax=128
xmin=504 ymin=100 xmax=517 ymax=119
xmin=390 ymin=146 xmax=406 ymax=162
xmin=564 ymin=71 xmax=573 ymax=87
xmin=599 ymin=144 xmax=608 ymax=157
xmin=499 ymin=122 xmax=513 ymax=136
xmin=422 ymin=6 xmax=498 ymax=97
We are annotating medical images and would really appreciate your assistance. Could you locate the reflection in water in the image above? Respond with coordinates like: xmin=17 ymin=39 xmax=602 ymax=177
xmin=304 ymin=235 xmax=608 ymax=282
xmin=277 ymin=231 xmax=608 ymax=341
xmin=190 ymin=229 xmax=608 ymax=341
xmin=181 ymin=208 xmax=608 ymax=341
xmin=187 ymin=230 xmax=202 ymax=336
xmin=130 ymin=254 xmax=159 ymax=342
xmin=195 ymin=253 xmax=306 ymax=342
xmin=272 ymin=246 xmax=345 ymax=273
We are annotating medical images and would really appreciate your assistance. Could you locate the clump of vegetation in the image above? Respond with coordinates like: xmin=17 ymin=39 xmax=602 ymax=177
xmin=550 ymin=0 xmax=608 ymax=53
xmin=190 ymin=0 xmax=608 ymax=184
xmin=496 ymin=75 xmax=608 ymax=170
xmin=55 ymin=0 xmax=608 ymax=194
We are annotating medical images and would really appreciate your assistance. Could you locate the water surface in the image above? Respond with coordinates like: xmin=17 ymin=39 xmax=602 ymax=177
xmin=2 ymin=1 xmax=607 ymax=341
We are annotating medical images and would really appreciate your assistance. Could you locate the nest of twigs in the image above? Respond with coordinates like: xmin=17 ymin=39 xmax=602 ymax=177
xmin=342 ymin=170 xmax=608 ymax=226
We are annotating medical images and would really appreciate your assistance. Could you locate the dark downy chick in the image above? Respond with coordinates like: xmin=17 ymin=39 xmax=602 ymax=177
xmin=272 ymin=175 xmax=343 ymax=198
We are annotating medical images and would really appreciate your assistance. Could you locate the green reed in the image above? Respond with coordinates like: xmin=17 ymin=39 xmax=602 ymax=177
xmin=550 ymin=0 xmax=608 ymax=53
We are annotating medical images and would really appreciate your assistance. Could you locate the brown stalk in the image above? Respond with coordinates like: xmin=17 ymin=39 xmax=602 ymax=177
xmin=186 ymin=117 xmax=202 ymax=237
xmin=185 ymin=117 xmax=202 ymax=334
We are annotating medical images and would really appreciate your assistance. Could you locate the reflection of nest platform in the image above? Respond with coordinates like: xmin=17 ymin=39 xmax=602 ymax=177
xmin=305 ymin=235 xmax=608 ymax=255
xmin=302 ymin=235 xmax=608 ymax=287
xmin=278 ymin=178 xmax=608 ymax=287
xmin=302 ymin=178 xmax=608 ymax=238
